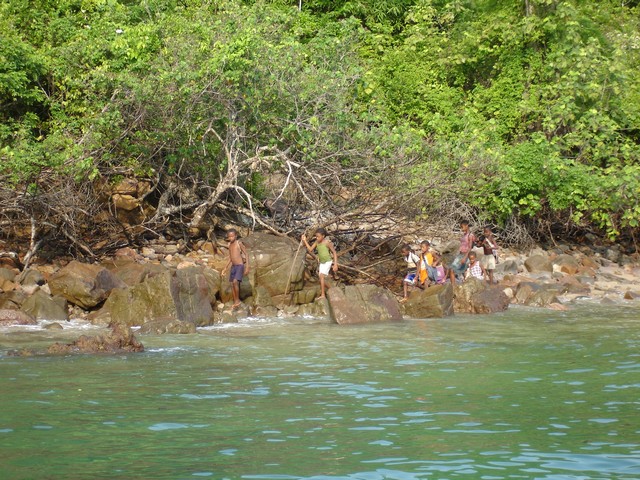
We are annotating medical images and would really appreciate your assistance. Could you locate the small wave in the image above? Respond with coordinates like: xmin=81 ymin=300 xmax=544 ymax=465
xmin=0 ymin=318 xmax=103 ymax=333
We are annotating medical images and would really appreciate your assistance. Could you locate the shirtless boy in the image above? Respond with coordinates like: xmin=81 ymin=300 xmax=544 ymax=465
xmin=225 ymin=229 xmax=249 ymax=309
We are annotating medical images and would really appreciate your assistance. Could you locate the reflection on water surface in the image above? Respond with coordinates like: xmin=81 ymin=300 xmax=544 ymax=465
xmin=1 ymin=303 xmax=639 ymax=479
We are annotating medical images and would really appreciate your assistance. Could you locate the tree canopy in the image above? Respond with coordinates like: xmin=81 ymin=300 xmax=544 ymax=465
xmin=1 ymin=0 xmax=639 ymax=260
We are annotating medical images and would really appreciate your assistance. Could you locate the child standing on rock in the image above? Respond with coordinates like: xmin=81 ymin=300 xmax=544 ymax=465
xmin=449 ymin=219 xmax=477 ymax=285
xmin=479 ymin=225 xmax=499 ymax=284
xmin=301 ymin=228 xmax=338 ymax=300
xmin=225 ymin=229 xmax=249 ymax=309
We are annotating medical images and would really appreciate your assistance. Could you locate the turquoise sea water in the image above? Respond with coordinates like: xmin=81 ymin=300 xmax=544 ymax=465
xmin=1 ymin=304 xmax=639 ymax=479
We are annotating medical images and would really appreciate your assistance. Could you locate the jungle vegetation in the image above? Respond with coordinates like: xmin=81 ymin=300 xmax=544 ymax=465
xmin=1 ymin=0 xmax=639 ymax=263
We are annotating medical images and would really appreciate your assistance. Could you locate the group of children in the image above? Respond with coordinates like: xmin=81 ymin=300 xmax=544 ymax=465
xmin=224 ymin=221 xmax=499 ymax=307
xmin=400 ymin=241 xmax=447 ymax=301
xmin=401 ymin=221 xmax=500 ymax=301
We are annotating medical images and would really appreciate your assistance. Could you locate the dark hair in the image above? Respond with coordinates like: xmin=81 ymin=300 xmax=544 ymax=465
xmin=460 ymin=220 xmax=470 ymax=226
xmin=227 ymin=228 xmax=238 ymax=236
xmin=400 ymin=244 xmax=411 ymax=252
xmin=483 ymin=225 xmax=493 ymax=231
xmin=420 ymin=240 xmax=431 ymax=246
xmin=315 ymin=227 xmax=328 ymax=237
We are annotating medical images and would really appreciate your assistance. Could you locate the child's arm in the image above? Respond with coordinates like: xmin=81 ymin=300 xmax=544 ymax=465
xmin=239 ymin=241 xmax=249 ymax=273
xmin=301 ymin=234 xmax=316 ymax=253
xmin=328 ymin=240 xmax=338 ymax=271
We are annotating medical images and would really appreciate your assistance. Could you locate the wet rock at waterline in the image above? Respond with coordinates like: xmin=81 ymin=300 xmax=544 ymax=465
xmin=453 ymin=278 xmax=510 ymax=314
xmin=21 ymin=290 xmax=69 ymax=322
xmin=327 ymin=284 xmax=402 ymax=325
xmin=93 ymin=266 xmax=219 ymax=327
xmin=46 ymin=323 xmax=144 ymax=354
xmin=138 ymin=318 xmax=197 ymax=334
xmin=0 ymin=309 xmax=37 ymax=326
xmin=403 ymin=284 xmax=454 ymax=318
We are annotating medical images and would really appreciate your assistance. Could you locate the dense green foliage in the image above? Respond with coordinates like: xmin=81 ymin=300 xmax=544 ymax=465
xmin=1 ymin=0 xmax=639 ymax=243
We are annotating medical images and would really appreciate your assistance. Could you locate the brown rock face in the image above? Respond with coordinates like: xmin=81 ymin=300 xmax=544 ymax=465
xmin=21 ymin=290 xmax=69 ymax=322
xmin=468 ymin=286 xmax=510 ymax=314
xmin=241 ymin=233 xmax=306 ymax=297
xmin=524 ymin=255 xmax=553 ymax=273
xmin=99 ymin=270 xmax=178 ymax=327
xmin=453 ymin=278 xmax=509 ymax=314
xmin=0 ymin=290 xmax=27 ymax=310
xmin=47 ymin=323 xmax=144 ymax=354
xmin=403 ymin=284 xmax=454 ymax=318
xmin=97 ymin=266 xmax=217 ymax=328
xmin=514 ymin=282 xmax=540 ymax=304
xmin=172 ymin=266 xmax=216 ymax=326
xmin=553 ymin=254 xmax=580 ymax=275
xmin=327 ymin=284 xmax=402 ymax=325
xmin=0 ymin=309 xmax=37 ymax=326
xmin=49 ymin=261 xmax=125 ymax=308
xmin=525 ymin=285 xmax=564 ymax=307
xmin=111 ymin=193 xmax=139 ymax=211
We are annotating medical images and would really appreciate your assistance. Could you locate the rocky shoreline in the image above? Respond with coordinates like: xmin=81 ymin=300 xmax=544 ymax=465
xmin=1 ymin=232 xmax=639 ymax=353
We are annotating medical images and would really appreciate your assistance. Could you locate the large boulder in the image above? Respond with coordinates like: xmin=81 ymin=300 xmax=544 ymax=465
xmin=524 ymin=255 xmax=553 ymax=273
xmin=552 ymin=254 xmax=581 ymax=275
xmin=0 ymin=278 xmax=18 ymax=293
xmin=453 ymin=278 xmax=509 ymax=314
xmin=172 ymin=266 xmax=216 ymax=327
xmin=97 ymin=267 xmax=216 ymax=327
xmin=0 ymin=309 xmax=37 ymax=326
xmin=19 ymin=268 xmax=45 ymax=287
xmin=327 ymin=284 xmax=402 ymax=325
xmin=242 ymin=232 xmax=306 ymax=297
xmin=514 ymin=282 xmax=540 ymax=304
xmin=47 ymin=323 xmax=144 ymax=354
xmin=525 ymin=284 xmax=565 ymax=307
xmin=99 ymin=271 xmax=177 ymax=326
xmin=49 ymin=261 xmax=125 ymax=308
xmin=403 ymin=284 xmax=454 ymax=318
xmin=0 ymin=268 xmax=16 ymax=282
xmin=514 ymin=281 xmax=566 ymax=307
xmin=0 ymin=290 xmax=27 ymax=310
xmin=21 ymin=290 xmax=69 ymax=321
xmin=494 ymin=259 xmax=519 ymax=276
xmin=105 ymin=260 xmax=166 ymax=287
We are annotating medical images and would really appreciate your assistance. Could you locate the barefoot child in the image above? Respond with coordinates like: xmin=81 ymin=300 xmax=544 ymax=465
xmin=225 ymin=229 xmax=249 ymax=308
xmin=449 ymin=220 xmax=476 ymax=285
xmin=479 ymin=226 xmax=499 ymax=284
xmin=301 ymin=228 xmax=338 ymax=299
xmin=400 ymin=244 xmax=420 ymax=301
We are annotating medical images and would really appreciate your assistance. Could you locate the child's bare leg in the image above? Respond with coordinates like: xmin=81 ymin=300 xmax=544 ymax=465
xmin=449 ymin=268 xmax=456 ymax=285
xmin=318 ymin=274 xmax=326 ymax=299
xmin=403 ymin=281 xmax=409 ymax=299
xmin=488 ymin=270 xmax=494 ymax=284
xmin=232 ymin=280 xmax=241 ymax=307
